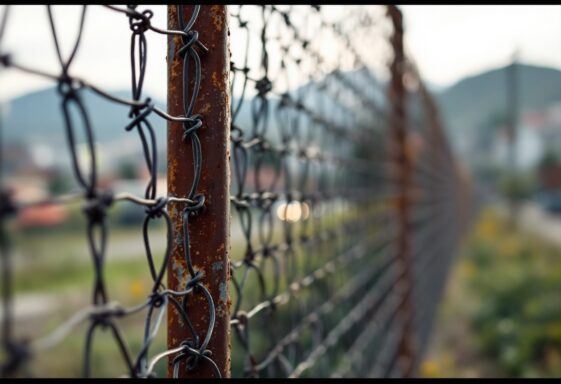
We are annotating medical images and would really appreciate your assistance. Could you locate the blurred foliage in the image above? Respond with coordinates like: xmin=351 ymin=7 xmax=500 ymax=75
xmin=538 ymin=149 xmax=561 ymax=169
xmin=47 ymin=170 xmax=72 ymax=195
xmin=118 ymin=161 xmax=138 ymax=180
xmin=497 ymin=172 xmax=538 ymax=202
xmin=464 ymin=209 xmax=561 ymax=377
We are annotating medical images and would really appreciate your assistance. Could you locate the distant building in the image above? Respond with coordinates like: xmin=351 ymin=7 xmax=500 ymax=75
xmin=16 ymin=204 xmax=68 ymax=229
xmin=8 ymin=175 xmax=49 ymax=203
xmin=490 ymin=122 xmax=542 ymax=171
xmin=531 ymin=102 xmax=561 ymax=156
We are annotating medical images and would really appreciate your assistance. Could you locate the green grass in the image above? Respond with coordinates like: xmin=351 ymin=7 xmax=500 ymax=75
xmin=11 ymin=227 xmax=163 ymax=295
xmin=27 ymin=310 xmax=168 ymax=378
xmin=6 ymin=217 xmax=170 ymax=377
xmin=6 ymin=199 xmax=391 ymax=377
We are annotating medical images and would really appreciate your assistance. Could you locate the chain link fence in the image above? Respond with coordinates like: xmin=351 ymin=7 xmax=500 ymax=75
xmin=0 ymin=5 xmax=470 ymax=378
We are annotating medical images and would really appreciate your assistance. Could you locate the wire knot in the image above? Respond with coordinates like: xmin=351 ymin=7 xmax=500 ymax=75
xmin=255 ymin=77 xmax=272 ymax=96
xmin=186 ymin=270 xmax=203 ymax=292
xmin=244 ymin=245 xmax=255 ymax=263
xmin=149 ymin=291 xmax=166 ymax=308
xmin=83 ymin=191 xmax=114 ymax=224
xmin=178 ymin=340 xmax=213 ymax=373
xmin=57 ymin=76 xmax=82 ymax=99
xmin=127 ymin=6 xmax=153 ymax=34
xmin=268 ymin=298 xmax=277 ymax=312
xmin=177 ymin=30 xmax=208 ymax=58
xmin=145 ymin=196 xmax=168 ymax=219
xmin=126 ymin=99 xmax=155 ymax=131
xmin=182 ymin=114 xmax=203 ymax=141
xmin=230 ymin=124 xmax=244 ymax=145
xmin=184 ymin=194 xmax=205 ymax=217
xmin=236 ymin=311 xmax=249 ymax=327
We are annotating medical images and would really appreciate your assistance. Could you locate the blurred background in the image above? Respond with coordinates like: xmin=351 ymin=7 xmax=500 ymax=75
xmin=3 ymin=4 xmax=561 ymax=378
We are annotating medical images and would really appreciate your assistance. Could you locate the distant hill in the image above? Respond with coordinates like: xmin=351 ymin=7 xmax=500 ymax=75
xmin=0 ymin=68 xmax=385 ymax=177
xmin=435 ymin=63 xmax=561 ymax=160
xmin=1 ymin=67 xmax=384 ymax=148
xmin=7 ymin=63 xmax=561 ymax=171
xmin=1 ymin=86 xmax=167 ymax=146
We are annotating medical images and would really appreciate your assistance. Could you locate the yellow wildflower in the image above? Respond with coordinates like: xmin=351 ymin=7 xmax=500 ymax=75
xmin=420 ymin=360 xmax=440 ymax=378
xmin=129 ymin=279 xmax=145 ymax=300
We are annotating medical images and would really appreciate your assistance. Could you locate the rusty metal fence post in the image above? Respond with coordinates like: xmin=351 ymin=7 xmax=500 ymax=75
xmin=167 ymin=5 xmax=231 ymax=378
xmin=387 ymin=5 xmax=416 ymax=377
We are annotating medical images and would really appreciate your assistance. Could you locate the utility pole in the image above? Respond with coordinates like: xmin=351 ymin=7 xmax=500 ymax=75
xmin=507 ymin=49 xmax=519 ymax=228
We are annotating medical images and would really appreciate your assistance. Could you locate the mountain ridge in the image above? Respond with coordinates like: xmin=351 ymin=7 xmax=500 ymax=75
xmin=5 ymin=63 xmax=561 ymax=171
xmin=435 ymin=63 xmax=561 ymax=161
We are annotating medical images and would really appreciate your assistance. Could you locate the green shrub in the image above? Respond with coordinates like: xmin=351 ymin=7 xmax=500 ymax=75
xmin=465 ymin=210 xmax=561 ymax=377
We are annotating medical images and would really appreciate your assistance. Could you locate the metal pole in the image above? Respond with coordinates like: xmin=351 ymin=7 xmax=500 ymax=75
xmin=167 ymin=5 xmax=231 ymax=378
xmin=387 ymin=5 xmax=416 ymax=378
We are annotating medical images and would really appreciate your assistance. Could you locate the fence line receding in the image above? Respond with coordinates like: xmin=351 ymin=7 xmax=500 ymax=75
xmin=0 ymin=4 xmax=470 ymax=378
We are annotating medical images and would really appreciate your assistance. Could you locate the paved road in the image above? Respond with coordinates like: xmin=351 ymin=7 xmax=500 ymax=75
xmin=4 ymin=220 xmax=246 ymax=322
xmin=495 ymin=201 xmax=561 ymax=247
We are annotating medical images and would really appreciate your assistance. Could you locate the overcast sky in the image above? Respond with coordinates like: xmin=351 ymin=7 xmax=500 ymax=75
xmin=2 ymin=5 xmax=561 ymax=102
xmin=401 ymin=5 xmax=561 ymax=87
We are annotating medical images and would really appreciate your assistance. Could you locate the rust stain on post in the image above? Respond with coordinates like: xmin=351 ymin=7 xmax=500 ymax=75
xmin=167 ymin=5 xmax=231 ymax=378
